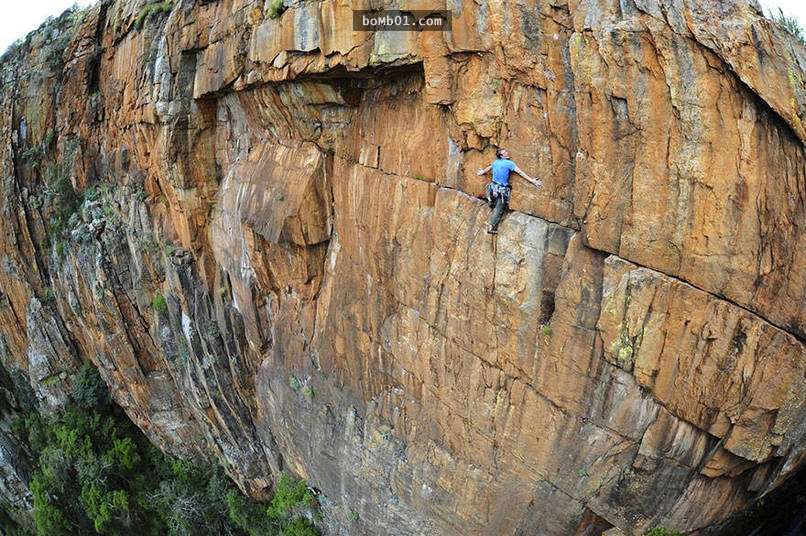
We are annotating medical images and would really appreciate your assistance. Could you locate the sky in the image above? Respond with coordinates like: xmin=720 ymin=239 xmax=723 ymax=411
xmin=759 ymin=0 xmax=806 ymax=23
xmin=2 ymin=1 xmax=94 ymax=54
xmin=0 ymin=0 xmax=805 ymax=55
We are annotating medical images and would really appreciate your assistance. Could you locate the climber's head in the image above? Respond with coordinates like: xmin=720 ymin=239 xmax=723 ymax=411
xmin=496 ymin=148 xmax=510 ymax=160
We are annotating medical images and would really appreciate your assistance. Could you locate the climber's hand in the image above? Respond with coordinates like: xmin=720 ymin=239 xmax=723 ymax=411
xmin=531 ymin=178 xmax=544 ymax=189
xmin=477 ymin=168 xmax=486 ymax=176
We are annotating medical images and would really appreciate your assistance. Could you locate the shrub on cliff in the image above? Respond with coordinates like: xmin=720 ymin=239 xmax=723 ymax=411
xmin=44 ymin=162 xmax=79 ymax=237
xmin=72 ymin=363 xmax=111 ymax=409
xmin=267 ymin=0 xmax=286 ymax=19
xmin=226 ymin=474 xmax=317 ymax=536
xmin=151 ymin=292 xmax=168 ymax=314
xmin=135 ymin=1 xmax=174 ymax=30
xmin=770 ymin=8 xmax=805 ymax=44
xmin=10 ymin=365 xmax=319 ymax=536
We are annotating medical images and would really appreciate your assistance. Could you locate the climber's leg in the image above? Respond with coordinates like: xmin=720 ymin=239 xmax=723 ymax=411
xmin=488 ymin=193 xmax=507 ymax=234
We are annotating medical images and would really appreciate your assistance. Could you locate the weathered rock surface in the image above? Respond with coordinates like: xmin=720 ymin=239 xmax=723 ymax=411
xmin=0 ymin=0 xmax=804 ymax=534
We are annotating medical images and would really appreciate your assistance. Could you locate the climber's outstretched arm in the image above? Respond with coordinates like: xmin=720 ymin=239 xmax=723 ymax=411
xmin=477 ymin=165 xmax=492 ymax=176
xmin=514 ymin=166 xmax=543 ymax=188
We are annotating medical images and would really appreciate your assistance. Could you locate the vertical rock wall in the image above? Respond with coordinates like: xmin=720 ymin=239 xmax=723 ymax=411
xmin=0 ymin=0 xmax=803 ymax=534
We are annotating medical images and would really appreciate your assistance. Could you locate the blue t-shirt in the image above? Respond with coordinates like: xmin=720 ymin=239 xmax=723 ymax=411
xmin=491 ymin=158 xmax=516 ymax=186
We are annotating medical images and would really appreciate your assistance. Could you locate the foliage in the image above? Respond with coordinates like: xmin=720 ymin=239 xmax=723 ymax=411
xmin=267 ymin=474 xmax=314 ymax=520
xmin=44 ymin=161 xmax=79 ymax=240
xmin=9 ymin=364 xmax=319 ymax=536
xmin=41 ymin=137 xmax=86 ymax=247
xmin=43 ymin=25 xmax=77 ymax=72
xmin=151 ymin=292 xmax=168 ymax=315
xmin=770 ymin=8 xmax=805 ymax=44
xmin=645 ymin=528 xmax=683 ymax=536
xmin=289 ymin=376 xmax=301 ymax=391
xmin=0 ymin=500 xmax=34 ymax=536
xmin=43 ymin=129 xmax=57 ymax=150
xmin=135 ymin=1 xmax=174 ymax=30
xmin=267 ymin=0 xmax=286 ymax=19
xmin=72 ymin=363 xmax=110 ymax=409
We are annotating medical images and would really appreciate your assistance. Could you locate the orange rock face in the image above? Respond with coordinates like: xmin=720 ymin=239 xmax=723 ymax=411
xmin=0 ymin=0 xmax=804 ymax=534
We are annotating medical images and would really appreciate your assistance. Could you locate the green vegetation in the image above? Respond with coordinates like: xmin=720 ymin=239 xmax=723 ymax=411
xmin=289 ymin=376 xmax=301 ymax=391
xmin=135 ymin=1 xmax=174 ymax=30
xmin=267 ymin=0 xmax=286 ymax=19
xmin=645 ymin=528 xmax=683 ymax=536
xmin=44 ymin=161 xmax=80 ymax=239
xmin=151 ymin=292 xmax=168 ymax=315
xmin=20 ymin=129 xmax=56 ymax=169
xmin=72 ymin=363 xmax=111 ymax=409
xmin=7 ymin=363 xmax=319 ymax=536
xmin=44 ymin=31 xmax=74 ymax=71
xmin=31 ymin=168 xmax=124 ymax=255
xmin=43 ymin=129 xmax=57 ymax=150
xmin=39 ymin=138 xmax=85 ymax=249
xmin=610 ymin=328 xmax=640 ymax=369
xmin=540 ymin=323 xmax=552 ymax=337
xmin=575 ymin=467 xmax=588 ymax=479
xmin=41 ymin=287 xmax=55 ymax=303
xmin=771 ymin=8 xmax=805 ymax=44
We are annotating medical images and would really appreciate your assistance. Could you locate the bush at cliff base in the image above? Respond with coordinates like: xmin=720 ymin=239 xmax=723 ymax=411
xmin=8 ymin=363 xmax=319 ymax=536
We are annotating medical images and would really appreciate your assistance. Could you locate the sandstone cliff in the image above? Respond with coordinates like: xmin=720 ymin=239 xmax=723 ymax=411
xmin=0 ymin=0 xmax=804 ymax=534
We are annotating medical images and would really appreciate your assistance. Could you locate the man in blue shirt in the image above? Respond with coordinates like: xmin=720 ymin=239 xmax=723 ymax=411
xmin=477 ymin=148 xmax=543 ymax=234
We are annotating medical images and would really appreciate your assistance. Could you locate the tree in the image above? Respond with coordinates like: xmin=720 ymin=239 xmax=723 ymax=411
xmin=12 ymin=364 xmax=319 ymax=536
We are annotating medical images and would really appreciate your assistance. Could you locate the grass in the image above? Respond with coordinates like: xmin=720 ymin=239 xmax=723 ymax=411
xmin=134 ymin=0 xmax=173 ymax=30
xmin=540 ymin=323 xmax=552 ymax=337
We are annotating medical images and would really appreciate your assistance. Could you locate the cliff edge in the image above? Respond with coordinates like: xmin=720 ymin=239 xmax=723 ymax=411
xmin=0 ymin=0 xmax=804 ymax=534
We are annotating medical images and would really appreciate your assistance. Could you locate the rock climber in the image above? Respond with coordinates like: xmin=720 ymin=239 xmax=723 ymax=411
xmin=477 ymin=148 xmax=543 ymax=234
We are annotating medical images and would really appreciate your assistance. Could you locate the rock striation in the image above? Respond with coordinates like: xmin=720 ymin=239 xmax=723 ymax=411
xmin=0 ymin=0 xmax=804 ymax=534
